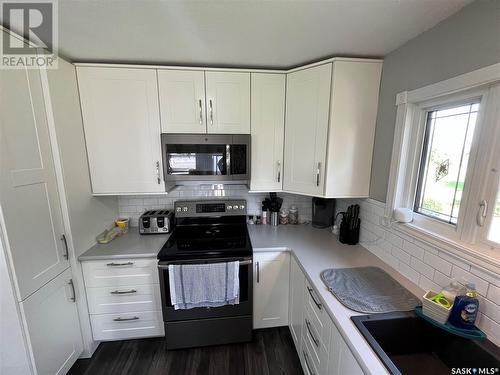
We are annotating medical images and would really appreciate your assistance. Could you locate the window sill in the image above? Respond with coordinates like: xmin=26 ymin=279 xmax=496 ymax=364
xmin=390 ymin=221 xmax=500 ymax=276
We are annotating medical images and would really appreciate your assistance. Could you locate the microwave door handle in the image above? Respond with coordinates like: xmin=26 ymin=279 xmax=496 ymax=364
xmin=226 ymin=144 xmax=231 ymax=176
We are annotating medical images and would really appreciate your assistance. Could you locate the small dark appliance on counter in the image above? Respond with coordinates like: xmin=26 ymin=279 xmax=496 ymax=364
xmin=139 ymin=210 xmax=173 ymax=234
xmin=338 ymin=204 xmax=360 ymax=245
xmin=312 ymin=197 xmax=336 ymax=228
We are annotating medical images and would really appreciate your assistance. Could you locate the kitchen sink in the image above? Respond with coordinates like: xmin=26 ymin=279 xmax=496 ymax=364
xmin=352 ymin=311 xmax=500 ymax=375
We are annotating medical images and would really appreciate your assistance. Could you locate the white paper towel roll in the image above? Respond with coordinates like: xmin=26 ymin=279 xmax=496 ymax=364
xmin=393 ymin=208 xmax=414 ymax=223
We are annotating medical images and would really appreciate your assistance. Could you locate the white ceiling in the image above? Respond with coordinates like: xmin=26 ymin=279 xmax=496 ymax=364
xmin=3 ymin=0 xmax=471 ymax=68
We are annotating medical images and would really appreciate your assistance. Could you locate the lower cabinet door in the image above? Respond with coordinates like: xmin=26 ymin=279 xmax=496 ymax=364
xmin=20 ymin=268 xmax=83 ymax=375
xmin=328 ymin=322 xmax=364 ymax=375
xmin=253 ymin=251 xmax=290 ymax=329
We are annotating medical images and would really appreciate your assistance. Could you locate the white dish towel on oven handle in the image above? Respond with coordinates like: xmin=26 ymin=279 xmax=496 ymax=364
xmin=168 ymin=261 xmax=240 ymax=310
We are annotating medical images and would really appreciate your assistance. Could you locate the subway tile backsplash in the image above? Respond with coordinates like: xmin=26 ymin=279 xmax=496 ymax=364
xmin=336 ymin=198 xmax=500 ymax=346
xmin=118 ymin=185 xmax=313 ymax=227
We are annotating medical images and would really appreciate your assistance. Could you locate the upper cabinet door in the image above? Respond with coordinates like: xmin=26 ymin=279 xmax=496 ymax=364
xmin=324 ymin=60 xmax=382 ymax=198
xmin=77 ymin=67 xmax=164 ymax=194
xmin=0 ymin=65 xmax=69 ymax=300
xmin=283 ymin=64 xmax=332 ymax=196
xmin=250 ymin=73 xmax=285 ymax=191
xmin=158 ymin=70 xmax=206 ymax=133
xmin=205 ymin=71 xmax=250 ymax=134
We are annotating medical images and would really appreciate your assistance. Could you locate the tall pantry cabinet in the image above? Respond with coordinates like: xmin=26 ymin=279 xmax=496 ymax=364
xmin=0 ymin=29 xmax=118 ymax=375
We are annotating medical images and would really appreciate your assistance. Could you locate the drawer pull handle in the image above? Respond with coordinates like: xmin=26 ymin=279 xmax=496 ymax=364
xmin=110 ymin=289 xmax=137 ymax=295
xmin=303 ymin=350 xmax=315 ymax=375
xmin=305 ymin=318 xmax=320 ymax=347
xmin=307 ymin=286 xmax=322 ymax=310
xmin=113 ymin=316 xmax=139 ymax=322
xmin=106 ymin=262 xmax=134 ymax=267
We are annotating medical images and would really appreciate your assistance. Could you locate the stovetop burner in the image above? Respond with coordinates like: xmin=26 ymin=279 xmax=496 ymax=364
xmin=157 ymin=199 xmax=252 ymax=262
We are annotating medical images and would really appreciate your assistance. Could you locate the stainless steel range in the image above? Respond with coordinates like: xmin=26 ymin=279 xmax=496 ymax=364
xmin=157 ymin=199 xmax=253 ymax=349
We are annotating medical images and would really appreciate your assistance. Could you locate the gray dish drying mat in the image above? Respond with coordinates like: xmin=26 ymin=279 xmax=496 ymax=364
xmin=320 ymin=267 xmax=420 ymax=313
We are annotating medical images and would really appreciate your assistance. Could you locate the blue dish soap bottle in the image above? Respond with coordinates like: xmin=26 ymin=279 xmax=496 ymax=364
xmin=448 ymin=282 xmax=479 ymax=329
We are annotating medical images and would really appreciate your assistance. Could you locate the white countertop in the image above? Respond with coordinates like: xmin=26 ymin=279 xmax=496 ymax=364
xmin=248 ymin=223 xmax=424 ymax=375
xmin=78 ymin=230 xmax=170 ymax=260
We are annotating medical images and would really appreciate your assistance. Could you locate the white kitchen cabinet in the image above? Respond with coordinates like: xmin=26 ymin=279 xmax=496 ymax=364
xmin=0 ymin=64 xmax=69 ymax=300
xmin=250 ymin=73 xmax=286 ymax=191
xmin=289 ymin=255 xmax=306 ymax=351
xmin=20 ymin=268 xmax=83 ymax=375
xmin=253 ymin=251 xmax=290 ymax=329
xmin=328 ymin=321 xmax=364 ymax=375
xmin=283 ymin=59 xmax=382 ymax=198
xmin=82 ymin=258 xmax=164 ymax=341
xmin=324 ymin=60 xmax=382 ymax=197
xmin=77 ymin=67 xmax=164 ymax=194
xmin=283 ymin=64 xmax=332 ymax=196
xmin=158 ymin=70 xmax=207 ymax=133
xmin=205 ymin=71 xmax=250 ymax=134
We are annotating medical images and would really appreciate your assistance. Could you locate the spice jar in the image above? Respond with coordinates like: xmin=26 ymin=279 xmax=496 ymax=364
xmin=279 ymin=210 xmax=289 ymax=225
xmin=288 ymin=205 xmax=298 ymax=225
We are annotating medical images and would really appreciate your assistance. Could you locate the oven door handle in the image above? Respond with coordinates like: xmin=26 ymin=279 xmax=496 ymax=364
xmin=158 ymin=259 xmax=252 ymax=269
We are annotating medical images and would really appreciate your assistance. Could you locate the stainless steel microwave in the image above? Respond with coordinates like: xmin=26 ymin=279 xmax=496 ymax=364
xmin=161 ymin=134 xmax=250 ymax=188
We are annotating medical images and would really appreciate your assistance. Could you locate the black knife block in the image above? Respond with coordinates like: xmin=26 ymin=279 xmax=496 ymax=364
xmin=339 ymin=217 xmax=360 ymax=245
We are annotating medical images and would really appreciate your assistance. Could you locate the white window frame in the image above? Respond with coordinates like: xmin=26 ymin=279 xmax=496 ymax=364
xmin=385 ymin=63 xmax=500 ymax=272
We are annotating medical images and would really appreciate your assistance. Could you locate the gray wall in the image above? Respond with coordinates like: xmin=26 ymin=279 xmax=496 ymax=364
xmin=370 ymin=0 xmax=500 ymax=202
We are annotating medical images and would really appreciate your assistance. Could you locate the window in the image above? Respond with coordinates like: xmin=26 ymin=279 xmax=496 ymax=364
xmin=386 ymin=63 xmax=500 ymax=261
xmin=414 ymin=102 xmax=480 ymax=224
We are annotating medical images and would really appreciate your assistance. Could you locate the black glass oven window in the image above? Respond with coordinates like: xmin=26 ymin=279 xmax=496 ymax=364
xmin=230 ymin=144 xmax=247 ymax=175
xmin=166 ymin=144 xmax=227 ymax=176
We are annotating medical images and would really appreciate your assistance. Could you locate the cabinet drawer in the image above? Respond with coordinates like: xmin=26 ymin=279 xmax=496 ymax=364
xmin=302 ymin=330 xmax=320 ymax=375
xmin=90 ymin=310 xmax=164 ymax=341
xmin=86 ymin=284 xmax=161 ymax=314
xmin=82 ymin=258 xmax=158 ymax=287
xmin=305 ymin=281 xmax=331 ymax=348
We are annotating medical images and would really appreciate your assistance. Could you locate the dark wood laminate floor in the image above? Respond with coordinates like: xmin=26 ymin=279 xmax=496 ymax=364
xmin=68 ymin=327 xmax=303 ymax=375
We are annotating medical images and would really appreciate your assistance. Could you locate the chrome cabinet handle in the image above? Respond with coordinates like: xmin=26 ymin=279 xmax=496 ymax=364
xmin=209 ymin=99 xmax=214 ymax=125
xmin=156 ymin=161 xmax=161 ymax=184
xmin=198 ymin=99 xmax=203 ymax=125
xmin=316 ymin=162 xmax=321 ymax=187
xmin=256 ymin=261 xmax=260 ymax=283
xmin=61 ymin=234 xmax=69 ymax=259
xmin=113 ymin=316 xmax=139 ymax=322
xmin=68 ymin=279 xmax=76 ymax=302
xmin=305 ymin=318 xmax=319 ymax=347
xmin=477 ymin=199 xmax=488 ymax=226
xmin=307 ymin=286 xmax=322 ymax=310
xmin=277 ymin=161 xmax=281 ymax=183
xmin=106 ymin=262 xmax=134 ymax=267
xmin=303 ymin=351 xmax=315 ymax=375
xmin=110 ymin=289 xmax=137 ymax=295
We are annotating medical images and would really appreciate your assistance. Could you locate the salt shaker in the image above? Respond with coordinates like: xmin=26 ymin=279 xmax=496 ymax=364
xmin=279 ymin=209 xmax=289 ymax=225
xmin=288 ymin=205 xmax=298 ymax=224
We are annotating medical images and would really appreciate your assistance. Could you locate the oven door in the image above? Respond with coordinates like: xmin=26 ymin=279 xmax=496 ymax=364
xmin=158 ymin=257 xmax=253 ymax=322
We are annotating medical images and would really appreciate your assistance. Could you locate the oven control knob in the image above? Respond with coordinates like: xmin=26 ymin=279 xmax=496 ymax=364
xmin=239 ymin=205 xmax=245 ymax=210
xmin=182 ymin=206 xmax=188 ymax=212
xmin=176 ymin=207 xmax=182 ymax=212
xmin=227 ymin=205 xmax=232 ymax=210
